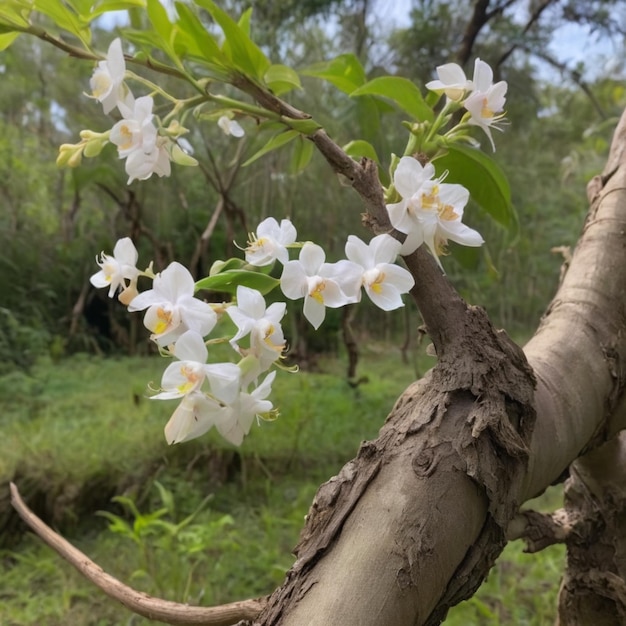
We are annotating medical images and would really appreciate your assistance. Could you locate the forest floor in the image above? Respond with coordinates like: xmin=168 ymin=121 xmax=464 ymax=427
xmin=0 ymin=341 xmax=563 ymax=625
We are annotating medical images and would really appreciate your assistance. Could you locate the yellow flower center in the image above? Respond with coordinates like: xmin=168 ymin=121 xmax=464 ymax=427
xmin=421 ymin=185 xmax=459 ymax=221
xmin=91 ymin=73 xmax=111 ymax=99
xmin=366 ymin=269 xmax=385 ymax=294
xmin=154 ymin=307 xmax=173 ymax=335
xmin=177 ymin=364 xmax=202 ymax=394
xmin=481 ymin=97 xmax=495 ymax=119
xmin=309 ymin=278 xmax=326 ymax=304
xmin=439 ymin=204 xmax=459 ymax=221
xmin=117 ymin=124 xmax=133 ymax=151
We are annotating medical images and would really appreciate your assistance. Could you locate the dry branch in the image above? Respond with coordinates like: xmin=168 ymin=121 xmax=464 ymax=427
xmin=9 ymin=483 xmax=266 ymax=626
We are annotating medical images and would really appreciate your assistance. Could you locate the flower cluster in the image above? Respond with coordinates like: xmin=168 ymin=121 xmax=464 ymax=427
xmin=386 ymin=156 xmax=484 ymax=266
xmin=244 ymin=218 xmax=415 ymax=329
xmin=426 ymin=58 xmax=507 ymax=151
xmin=90 ymin=237 xmax=283 ymax=446
xmin=58 ymin=39 xmax=198 ymax=182
xmin=90 ymin=219 xmax=414 ymax=446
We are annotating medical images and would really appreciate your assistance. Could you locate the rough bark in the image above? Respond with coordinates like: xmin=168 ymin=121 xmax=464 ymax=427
xmin=555 ymin=433 xmax=626 ymax=625
xmin=245 ymin=107 xmax=626 ymax=625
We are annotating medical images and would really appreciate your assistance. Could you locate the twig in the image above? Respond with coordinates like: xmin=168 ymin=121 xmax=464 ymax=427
xmin=10 ymin=482 xmax=266 ymax=626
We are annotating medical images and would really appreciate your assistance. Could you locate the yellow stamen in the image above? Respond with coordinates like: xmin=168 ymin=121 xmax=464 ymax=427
xmin=370 ymin=271 xmax=385 ymax=294
xmin=309 ymin=280 xmax=326 ymax=304
xmin=117 ymin=124 xmax=133 ymax=151
xmin=176 ymin=365 xmax=202 ymax=394
xmin=438 ymin=204 xmax=459 ymax=221
xmin=481 ymin=97 xmax=494 ymax=119
xmin=154 ymin=307 xmax=173 ymax=335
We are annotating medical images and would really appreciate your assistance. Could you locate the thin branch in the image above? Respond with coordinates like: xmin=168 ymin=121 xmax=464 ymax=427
xmin=10 ymin=483 xmax=266 ymax=626
xmin=527 ymin=47 xmax=608 ymax=119
xmin=496 ymin=0 xmax=557 ymax=68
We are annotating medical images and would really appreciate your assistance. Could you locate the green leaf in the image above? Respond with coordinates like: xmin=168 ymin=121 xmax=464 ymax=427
xmin=33 ymin=0 xmax=91 ymax=45
xmin=301 ymin=53 xmax=366 ymax=95
xmin=82 ymin=0 xmax=147 ymax=21
xmin=290 ymin=136 xmax=315 ymax=174
xmin=242 ymin=129 xmax=299 ymax=166
xmin=433 ymin=144 xmax=516 ymax=230
xmin=173 ymin=1 xmax=224 ymax=62
xmin=146 ymin=0 xmax=173 ymax=43
xmin=0 ymin=31 xmax=20 ymax=50
xmin=351 ymin=76 xmax=434 ymax=122
xmin=265 ymin=63 xmax=301 ymax=95
xmin=281 ymin=116 xmax=321 ymax=135
xmin=342 ymin=139 xmax=380 ymax=163
xmin=194 ymin=0 xmax=270 ymax=80
xmin=195 ymin=270 xmax=280 ymax=295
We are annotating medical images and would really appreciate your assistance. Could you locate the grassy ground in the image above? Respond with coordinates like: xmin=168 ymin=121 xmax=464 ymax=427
xmin=0 ymin=344 xmax=564 ymax=625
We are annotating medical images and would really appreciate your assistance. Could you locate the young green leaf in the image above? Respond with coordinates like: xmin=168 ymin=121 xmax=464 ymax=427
xmin=174 ymin=1 xmax=224 ymax=62
xmin=33 ymin=0 xmax=91 ymax=45
xmin=302 ymin=53 xmax=366 ymax=95
xmin=194 ymin=0 xmax=270 ymax=80
xmin=265 ymin=64 xmax=302 ymax=95
xmin=351 ymin=76 xmax=434 ymax=122
xmin=242 ymin=129 xmax=300 ymax=166
xmin=290 ymin=136 xmax=315 ymax=174
xmin=195 ymin=270 xmax=280 ymax=295
xmin=433 ymin=144 xmax=516 ymax=230
xmin=342 ymin=139 xmax=380 ymax=164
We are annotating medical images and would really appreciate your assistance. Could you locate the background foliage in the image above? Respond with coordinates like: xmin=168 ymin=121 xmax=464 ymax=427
xmin=1 ymin=0 xmax=625 ymax=624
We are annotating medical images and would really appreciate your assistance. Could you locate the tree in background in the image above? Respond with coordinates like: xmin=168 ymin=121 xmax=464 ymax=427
xmin=3 ymin=0 xmax=626 ymax=624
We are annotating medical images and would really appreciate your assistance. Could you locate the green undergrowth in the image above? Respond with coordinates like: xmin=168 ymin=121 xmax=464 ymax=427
xmin=0 ymin=342 xmax=565 ymax=625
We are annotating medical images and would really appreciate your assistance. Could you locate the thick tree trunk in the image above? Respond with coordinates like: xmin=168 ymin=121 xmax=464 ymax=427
xmin=248 ymin=109 xmax=626 ymax=626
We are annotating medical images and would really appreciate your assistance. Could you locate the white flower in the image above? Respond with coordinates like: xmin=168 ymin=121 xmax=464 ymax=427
xmin=463 ymin=58 xmax=507 ymax=151
xmin=89 ymin=38 xmax=129 ymax=114
xmin=151 ymin=331 xmax=241 ymax=403
xmin=386 ymin=157 xmax=483 ymax=266
xmin=218 ymin=115 xmax=245 ymax=138
xmin=110 ymin=96 xmax=172 ymax=183
xmin=90 ymin=237 xmax=139 ymax=298
xmin=214 ymin=371 xmax=276 ymax=446
xmin=164 ymin=391 xmax=228 ymax=445
xmin=245 ymin=217 xmax=297 ymax=266
xmin=158 ymin=331 xmax=242 ymax=445
xmin=280 ymin=243 xmax=361 ymax=329
xmin=425 ymin=63 xmax=471 ymax=101
xmin=226 ymin=286 xmax=286 ymax=372
xmin=344 ymin=234 xmax=415 ymax=310
xmin=128 ymin=262 xmax=217 ymax=346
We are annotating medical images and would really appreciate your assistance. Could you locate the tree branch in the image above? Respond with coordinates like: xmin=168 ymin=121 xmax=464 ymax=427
xmin=9 ymin=482 xmax=265 ymax=626
xmin=495 ymin=0 xmax=556 ymax=68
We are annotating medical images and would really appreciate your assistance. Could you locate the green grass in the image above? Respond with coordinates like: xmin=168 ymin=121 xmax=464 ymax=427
xmin=0 ymin=346 xmax=565 ymax=625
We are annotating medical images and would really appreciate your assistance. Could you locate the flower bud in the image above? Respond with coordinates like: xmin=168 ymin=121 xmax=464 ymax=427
xmin=170 ymin=143 xmax=198 ymax=167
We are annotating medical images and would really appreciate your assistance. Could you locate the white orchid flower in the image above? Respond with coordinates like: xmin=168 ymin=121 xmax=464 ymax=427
xmin=90 ymin=237 xmax=139 ymax=298
xmin=226 ymin=286 xmax=286 ymax=373
xmin=280 ymin=243 xmax=361 ymax=329
xmin=151 ymin=331 xmax=241 ymax=403
xmin=89 ymin=38 xmax=130 ymax=114
xmin=164 ymin=391 xmax=228 ymax=445
xmin=245 ymin=217 xmax=297 ymax=266
xmin=218 ymin=115 xmax=245 ymax=138
xmin=425 ymin=62 xmax=472 ymax=101
xmin=386 ymin=157 xmax=484 ymax=267
xmin=214 ymin=371 xmax=276 ymax=446
xmin=464 ymin=58 xmax=508 ymax=151
xmin=128 ymin=262 xmax=217 ymax=346
xmin=110 ymin=95 xmax=172 ymax=183
xmin=344 ymin=234 xmax=415 ymax=310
